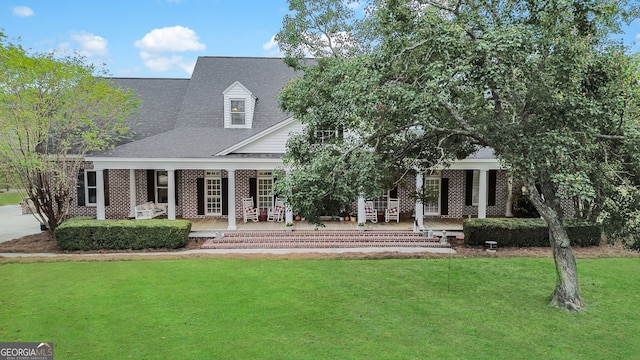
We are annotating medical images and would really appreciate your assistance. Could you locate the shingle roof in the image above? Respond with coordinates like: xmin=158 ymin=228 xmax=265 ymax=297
xmin=98 ymin=57 xmax=300 ymax=158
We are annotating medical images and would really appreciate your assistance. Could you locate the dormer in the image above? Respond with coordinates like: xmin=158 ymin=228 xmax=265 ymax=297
xmin=223 ymin=81 xmax=257 ymax=129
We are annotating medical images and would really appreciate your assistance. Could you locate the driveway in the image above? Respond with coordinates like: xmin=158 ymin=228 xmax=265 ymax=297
xmin=0 ymin=205 xmax=43 ymax=243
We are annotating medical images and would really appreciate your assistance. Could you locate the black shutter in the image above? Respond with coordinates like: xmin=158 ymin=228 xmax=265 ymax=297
xmin=390 ymin=186 xmax=398 ymax=199
xmin=197 ymin=177 xmax=205 ymax=215
xmin=488 ymin=170 xmax=497 ymax=206
xmin=465 ymin=170 xmax=473 ymax=206
xmin=146 ymin=170 xmax=155 ymax=202
xmin=77 ymin=170 xmax=85 ymax=206
xmin=222 ymin=178 xmax=229 ymax=216
xmin=249 ymin=178 xmax=257 ymax=207
xmin=174 ymin=170 xmax=180 ymax=205
xmin=440 ymin=178 xmax=449 ymax=216
xmin=103 ymin=169 xmax=110 ymax=207
xmin=272 ymin=176 xmax=279 ymax=201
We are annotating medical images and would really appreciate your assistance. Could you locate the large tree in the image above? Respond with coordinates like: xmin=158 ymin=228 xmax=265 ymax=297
xmin=0 ymin=34 xmax=138 ymax=235
xmin=275 ymin=0 xmax=640 ymax=311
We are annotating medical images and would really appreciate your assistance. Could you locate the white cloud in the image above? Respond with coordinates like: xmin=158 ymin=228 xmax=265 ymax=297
xmin=262 ymin=35 xmax=284 ymax=57
xmin=134 ymin=26 xmax=205 ymax=75
xmin=139 ymin=51 xmax=185 ymax=72
xmin=12 ymin=6 xmax=34 ymax=17
xmin=134 ymin=26 xmax=205 ymax=53
xmin=262 ymin=35 xmax=278 ymax=51
xmin=70 ymin=32 xmax=109 ymax=57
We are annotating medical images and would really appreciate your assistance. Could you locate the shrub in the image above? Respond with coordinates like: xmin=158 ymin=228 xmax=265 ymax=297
xmin=55 ymin=218 xmax=191 ymax=251
xmin=463 ymin=218 xmax=600 ymax=247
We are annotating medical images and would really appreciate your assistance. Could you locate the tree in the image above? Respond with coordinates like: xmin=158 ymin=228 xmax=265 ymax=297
xmin=0 ymin=34 xmax=138 ymax=235
xmin=276 ymin=0 xmax=640 ymax=311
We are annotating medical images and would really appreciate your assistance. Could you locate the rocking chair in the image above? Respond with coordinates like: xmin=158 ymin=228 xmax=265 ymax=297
xmin=267 ymin=199 xmax=285 ymax=222
xmin=385 ymin=198 xmax=400 ymax=223
xmin=242 ymin=197 xmax=259 ymax=223
xmin=365 ymin=201 xmax=378 ymax=223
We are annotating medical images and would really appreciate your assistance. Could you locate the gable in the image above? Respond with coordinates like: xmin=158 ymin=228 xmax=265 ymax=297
xmin=224 ymin=119 xmax=304 ymax=154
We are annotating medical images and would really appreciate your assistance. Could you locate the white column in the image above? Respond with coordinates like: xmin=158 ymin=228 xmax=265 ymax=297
xmin=505 ymin=174 xmax=514 ymax=217
xmin=478 ymin=169 xmax=488 ymax=219
xmin=129 ymin=169 xmax=137 ymax=218
xmin=357 ymin=196 xmax=365 ymax=225
xmin=227 ymin=169 xmax=237 ymax=230
xmin=415 ymin=173 xmax=424 ymax=232
xmin=285 ymin=206 xmax=293 ymax=224
xmin=167 ymin=169 xmax=176 ymax=220
xmin=96 ymin=169 xmax=106 ymax=220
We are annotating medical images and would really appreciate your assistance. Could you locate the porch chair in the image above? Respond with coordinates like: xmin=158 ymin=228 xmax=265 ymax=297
xmin=267 ymin=198 xmax=285 ymax=222
xmin=242 ymin=197 xmax=259 ymax=223
xmin=364 ymin=201 xmax=378 ymax=223
xmin=385 ymin=198 xmax=400 ymax=223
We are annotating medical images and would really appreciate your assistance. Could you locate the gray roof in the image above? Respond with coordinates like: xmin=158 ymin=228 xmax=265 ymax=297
xmin=99 ymin=57 xmax=300 ymax=158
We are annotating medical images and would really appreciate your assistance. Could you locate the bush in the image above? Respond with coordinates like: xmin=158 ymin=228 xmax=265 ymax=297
xmin=55 ymin=218 xmax=192 ymax=251
xmin=463 ymin=218 xmax=600 ymax=247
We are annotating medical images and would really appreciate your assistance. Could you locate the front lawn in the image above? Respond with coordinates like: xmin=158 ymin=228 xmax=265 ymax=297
xmin=0 ymin=258 xmax=638 ymax=359
xmin=0 ymin=190 xmax=23 ymax=206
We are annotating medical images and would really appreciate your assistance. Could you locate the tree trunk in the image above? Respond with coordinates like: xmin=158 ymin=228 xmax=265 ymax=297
xmin=547 ymin=216 xmax=583 ymax=311
xmin=526 ymin=182 xmax=584 ymax=311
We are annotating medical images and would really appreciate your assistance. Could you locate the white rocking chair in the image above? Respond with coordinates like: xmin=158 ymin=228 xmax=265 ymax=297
xmin=365 ymin=201 xmax=378 ymax=223
xmin=267 ymin=199 xmax=285 ymax=222
xmin=385 ymin=198 xmax=400 ymax=223
xmin=242 ymin=197 xmax=259 ymax=223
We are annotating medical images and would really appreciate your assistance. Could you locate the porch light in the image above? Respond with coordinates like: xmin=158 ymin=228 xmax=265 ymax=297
xmin=521 ymin=185 xmax=527 ymax=195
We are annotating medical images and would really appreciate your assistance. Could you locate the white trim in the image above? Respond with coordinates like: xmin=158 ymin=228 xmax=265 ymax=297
xmin=86 ymin=157 xmax=285 ymax=171
xmin=216 ymin=117 xmax=297 ymax=155
xmin=222 ymin=80 xmax=254 ymax=95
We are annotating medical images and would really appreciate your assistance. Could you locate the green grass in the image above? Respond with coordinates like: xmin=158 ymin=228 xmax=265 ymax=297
xmin=0 ymin=190 xmax=23 ymax=206
xmin=1 ymin=258 xmax=639 ymax=359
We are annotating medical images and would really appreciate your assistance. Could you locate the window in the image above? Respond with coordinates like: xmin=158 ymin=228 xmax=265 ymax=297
xmin=423 ymin=175 xmax=441 ymax=215
xmin=257 ymin=171 xmax=274 ymax=211
xmin=230 ymin=100 xmax=245 ymax=125
xmin=156 ymin=170 xmax=168 ymax=204
xmin=472 ymin=170 xmax=480 ymax=206
xmin=467 ymin=170 xmax=495 ymax=206
xmin=205 ymin=171 xmax=222 ymax=216
xmin=85 ymin=170 xmax=97 ymax=206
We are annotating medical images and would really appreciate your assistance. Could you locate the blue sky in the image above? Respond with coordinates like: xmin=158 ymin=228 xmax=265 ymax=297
xmin=2 ymin=1 xmax=639 ymax=79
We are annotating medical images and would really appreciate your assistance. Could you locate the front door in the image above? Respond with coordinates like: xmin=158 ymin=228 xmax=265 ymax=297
xmin=205 ymin=171 xmax=222 ymax=216
xmin=424 ymin=175 xmax=441 ymax=216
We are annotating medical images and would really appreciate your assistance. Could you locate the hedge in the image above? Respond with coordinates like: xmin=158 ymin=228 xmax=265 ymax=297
xmin=56 ymin=218 xmax=192 ymax=251
xmin=463 ymin=218 xmax=601 ymax=247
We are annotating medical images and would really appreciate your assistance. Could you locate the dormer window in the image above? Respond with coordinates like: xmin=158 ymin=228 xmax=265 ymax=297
xmin=230 ymin=100 xmax=245 ymax=125
xmin=223 ymin=81 xmax=257 ymax=129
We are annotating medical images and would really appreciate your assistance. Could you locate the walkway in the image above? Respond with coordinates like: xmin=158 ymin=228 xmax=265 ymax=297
xmin=0 ymin=205 xmax=42 ymax=243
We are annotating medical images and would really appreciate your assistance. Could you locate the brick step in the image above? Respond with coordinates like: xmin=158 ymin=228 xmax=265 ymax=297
xmin=218 ymin=230 xmax=428 ymax=238
xmin=199 ymin=230 xmax=450 ymax=249
xmin=202 ymin=240 xmax=449 ymax=249
xmin=205 ymin=237 xmax=443 ymax=244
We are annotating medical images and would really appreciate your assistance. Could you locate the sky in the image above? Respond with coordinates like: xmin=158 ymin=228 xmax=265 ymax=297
xmin=2 ymin=0 xmax=640 ymax=79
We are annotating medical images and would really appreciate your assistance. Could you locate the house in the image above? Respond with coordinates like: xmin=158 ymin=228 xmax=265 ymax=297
xmin=73 ymin=56 xmax=517 ymax=230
